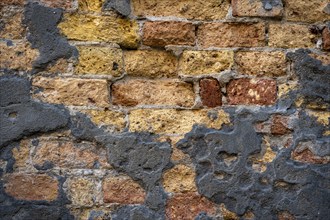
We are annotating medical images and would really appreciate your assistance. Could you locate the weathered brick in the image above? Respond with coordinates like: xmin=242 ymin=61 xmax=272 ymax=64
xmin=291 ymin=140 xmax=330 ymax=164
xmin=268 ymin=24 xmax=315 ymax=48
xmin=310 ymin=53 xmax=330 ymax=65
xmin=76 ymin=46 xmax=123 ymax=77
xmin=78 ymin=0 xmax=103 ymax=12
xmin=235 ymin=51 xmax=287 ymax=77
xmin=129 ymin=109 xmax=230 ymax=134
xmin=322 ymin=27 xmax=330 ymax=51
xmin=12 ymin=139 xmax=32 ymax=171
xmin=232 ymin=0 xmax=283 ymax=17
xmin=200 ymin=78 xmax=222 ymax=108
xmin=0 ymin=41 xmax=39 ymax=71
xmin=166 ymin=193 xmax=216 ymax=219
xmin=58 ymin=14 xmax=139 ymax=48
xmin=220 ymin=203 xmax=239 ymax=220
xmin=198 ymin=23 xmax=265 ymax=48
xmin=163 ymin=164 xmax=197 ymax=193
xmin=124 ymin=50 xmax=178 ymax=78
xmin=131 ymin=0 xmax=229 ymax=20
xmin=0 ymin=6 xmax=25 ymax=39
xmin=4 ymin=174 xmax=58 ymax=201
xmin=36 ymin=0 xmax=73 ymax=9
xmin=278 ymin=211 xmax=295 ymax=220
xmin=32 ymin=140 xmax=110 ymax=169
xmin=142 ymin=21 xmax=195 ymax=47
xmin=82 ymin=109 xmax=126 ymax=132
xmin=0 ymin=0 xmax=24 ymax=7
xmin=112 ymin=79 xmax=195 ymax=107
xmin=271 ymin=115 xmax=292 ymax=135
xmin=45 ymin=58 xmax=70 ymax=73
xmin=179 ymin=50 xmax=234 ymax=75
xmin=227 ymin=78 xmax=277 ymax=105
xmin=103 ymin=175 xmax=145 ymax=204
xmin=285 ymin=0 xmax=330 ymax=22
xmin=32 ymin=77 xmax=109 ymax=107
xmin=67 ymin=177 xmax=95 ymax=206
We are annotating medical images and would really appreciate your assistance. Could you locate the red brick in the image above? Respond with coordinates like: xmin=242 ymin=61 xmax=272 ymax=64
xmin=103 ymin=176 xmax=145 ymax=204
xmin=227 ymin=78 xmax=277 ymax=105
xmin=198 ymin=23 xmax=265 ymax=48
xmin=271 ymin=115 xmax=292 ymax=135
xmin=200 ymin=78 xmax=222 ymax=107
xmin=166 ymin=193 xmax=216 ymax=219
xmin=143 ymin=21 xmax=195 ymax=47
xmin=4 ymin=174 xmax=58 ymax=201
xmin=322 ymin=27 xmax=330 ymax=51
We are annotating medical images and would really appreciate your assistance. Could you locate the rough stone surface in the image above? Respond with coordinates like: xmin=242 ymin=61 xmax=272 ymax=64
xmin=33 ymin=77 xmax=110 ymax=107
xmin=143 ymin=21 xmax=195 ymax=47
xmin=0 ymin=6 xmax=25 ymax=39
xmin=179 ymin=50 xmax=234 ymax=75
xmin=235 ymin=51 xmax=287 ymax=77
xmin=129 ymin=109 xmax=230 ymax=134
xmin=198 ymin=23 xmax=265 ymax=48
xmin=269 ymin=24 xmax=315 ymax=48
xmin=124 ymin=50 xmax=178 ymax=78
xmin=0 ymin=0 xmax=24 ymax=8
xmin=232 ymin=0 xmax=283 ymax=17
xmin=166 ymin=193 xmax=216 ymax=220
xmin=199 ymin=78 xmax=222 ymax=108
xmin=24 ymin=2 xmax=78 ymax=72
xmin=103 ymin=0 xmax=131 ymax=16
xmin=66 ymin=177 xmax=95 ymax=206
xmin=0 ymin=41 xmax=39 ymax=71
xmin=103 ymin=175 xmax=146 ymax=204
xmin=112 ymin=79 xmax=195 ymax=107
xmin=285 ymin=0 xmax=330 ymax=22
xmin=76 ymin=46 xmax=123 ymax=76
xmin=78 ymin=0 xmax=103 ymax=12
xmin=36 ymin=0 xmax=73 ymax=9
xmin=111 ymin=205 xmax=162 ymax=220
xmin=4 ymin=174 xmax=58 ymax=201
xmin=58 ymin=13 xmax=140 ymax=48
xmin=163 ymin=164 xmax=197 ymax=193
xmin=322 ymin=27 xmax=330 ymax=51
xmin=227 ymin=78 xmax=277 ymax=105
xmin=131 ymin=0 xmax=229 ymax=20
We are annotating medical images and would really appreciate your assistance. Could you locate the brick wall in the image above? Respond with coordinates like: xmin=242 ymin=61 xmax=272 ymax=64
xmin=0 ymin=0 xmax=329 ymax=219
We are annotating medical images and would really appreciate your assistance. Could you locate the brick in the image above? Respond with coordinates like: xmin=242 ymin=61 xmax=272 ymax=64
xmin=0 ymin=6 xmax=25 ymax=39
xmin=291 ymin=140 xmax=330 ymax=164
xmin=220 ymin=203 xmax=239 ymax=220
xmin=271 ymin=115 xmax=292 ymax=135
xmin=227 ymin=78 xmax=277 ymax=105
xmin=32 ymin=77 xmax=109 ymax=107
xmin=36 ymin=0 xmax=73 ymax=9
xmin=142 ymin=21 xmax=195 ymax=47
xmin=310 ymin=53 xmax=330 ymax=65
xmin=45 ymin=58 xmax=70 ymax=73
xmin=278 ymin=211 xmax=295 ymax=220
xmin=250 ymin=137 xmax=277 ymax=173
xmin=268 ymin=24 xmax=315 ymax=48
xmin=306 ymin=110 xmax=330 ymax=126
xmin=0 ymin=0 xmax=24 ymax=7
xmin=235 ymin=51 xmax=287 ymax=77
xmin=112 ymin=79 xmax=195 ymax=107
xmin=131 ymin=0 xmax=229 ymax=20
xmin=322 ymin=27 xmax=330 ymax=51
xmin=12 ymin=139 xmax=31 ymax=171
xmin=103 ymin=175 xmax=145 ymax=204
xmin=285 ymin=0 xmax=330 ymax=22
xmin=198 ymin=23 xmax=265 ymax=48
xmin=124 ymin=50 xmax=178 ymax=78
xmin=67 ymin=177 xmax=95 ymax=206
xmin=82 ymin=109 xmax=126 ymax=132
xmin=76 ymin=46 xmax=123 ymax=77
xmin=232 ymin=0 xmax=283 ymax=17
xmin=4 ymin=174 xmax=58 ymax=201
xmin=163 ymin=164 xmax=197 ymax=193
xmin=129 ymin=109 xmax=230 ymax=134
xmin=166 ymin=193 xmax=216 ymax=219
xmin=199 ymin=78 xmax=222 ymax=108
xmin=179 ymin=50 xmax=234 ymax=75
xmin=78 ymin=0 xmax=103 ymax=12
xmin=58 ymin=14 xmax=139 ymax=48
xmin=0 ymin=41 xmax=39 ymax=71
xmin=32 ymin=140 xmax=110 ymax=169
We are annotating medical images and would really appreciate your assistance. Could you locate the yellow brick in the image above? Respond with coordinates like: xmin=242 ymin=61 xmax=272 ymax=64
xmin=0 ymin=7 xmax=25 ymax=39
xmin=132 ymin=0 xmax=229 ymax=20
xmin=129 ymin=109 xmax=230 ymax=134
xmin=76 ymin=46 xmax=123 ymax=76
xmin=235 ymin=51 xmax=286 ymax=77
xmin=269 ymin=24 xmax=315 ymax=48
xmin=82 ymin=109 xmax=126 ymax=131
xmin=124 ymin=50 xmax=178 ymax=78
xmin=179 ymin=50 xmax=234 ymax=76
xmin=285 ymin=0 xmax=330 ymax=22
xmin=163 ymin=164 xmax=197 ymax=193
xmin=78 ymin=0 xmax=104 ymax=12
xmin=58 ymin=14 xmax=140 ymax=48
xmin=67 ymin=178 xmax=95 ymax=206
xmin=307 ymin=111 xmax=330 ymax=126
